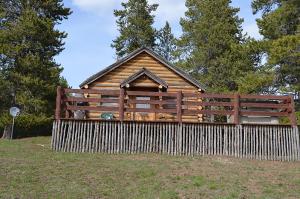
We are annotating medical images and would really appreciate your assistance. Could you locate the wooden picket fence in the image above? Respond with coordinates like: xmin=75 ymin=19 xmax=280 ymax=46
xmin=52 ymin=120 xmax=300 ymax=161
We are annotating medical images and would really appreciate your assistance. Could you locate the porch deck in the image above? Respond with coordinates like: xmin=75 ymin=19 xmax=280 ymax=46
xmin=55 ymin=87 xmax=297 ymax=126
xmin=53 ymin=87 xmax=299 ymax=161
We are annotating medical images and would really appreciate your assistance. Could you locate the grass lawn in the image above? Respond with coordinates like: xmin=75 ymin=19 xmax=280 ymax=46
xmin=1 ymin=137 xmax=300 ymax=199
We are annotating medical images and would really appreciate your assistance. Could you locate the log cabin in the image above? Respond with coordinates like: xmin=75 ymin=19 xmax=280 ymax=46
xmin=59 ymin=47 xmax=297 ymax=125
xmin=79 ymin=47 xmax=206 ymax=122
xmin=53 ymin=48 xmax=299 ymax=160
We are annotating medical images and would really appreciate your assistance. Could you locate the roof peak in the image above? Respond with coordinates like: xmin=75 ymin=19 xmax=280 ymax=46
xmin=120 ymin=67 xmax=168 ymax=88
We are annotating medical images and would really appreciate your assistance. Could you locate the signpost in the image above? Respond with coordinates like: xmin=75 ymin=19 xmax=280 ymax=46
xmin=9 ymin=107 xmax=20 ymax=139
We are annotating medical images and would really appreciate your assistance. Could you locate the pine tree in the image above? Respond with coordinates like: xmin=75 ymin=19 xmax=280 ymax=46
xmin=0 ymin=1 xmax=71 ymax=121
xmin=179 ymin=0 xmax=243 ymax=92
xmin=179 ymin=0 xmax=272 ymax=93
xmin=111 ymin=0 xmax=158 ymax=58
xmin=155 ymin=22 xmax=177 ymax=62
xmin=252 ymin=0 xmax=300 ymax=94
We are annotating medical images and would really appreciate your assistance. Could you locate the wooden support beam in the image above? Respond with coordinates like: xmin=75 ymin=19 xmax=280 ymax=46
xmin=234 ymin=93 xmax=240 ymax=125
xmin=55 ymin=86 xmax=62 ymax=120
xmin=177 ymin=91 xmax=182 ymax=123
xmin=119 ymin=88 xmax=125 ymax=122
xmin=289 ymin=96 xmax=297 ymax=127
xmin=62 ymin=89 xmax=69 ymax=119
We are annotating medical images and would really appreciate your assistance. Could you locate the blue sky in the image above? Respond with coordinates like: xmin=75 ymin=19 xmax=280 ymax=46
xmin=56 ymin=0 xmax=262 ymax=88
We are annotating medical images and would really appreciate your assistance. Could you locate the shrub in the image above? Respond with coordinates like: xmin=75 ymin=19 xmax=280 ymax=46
xmin=0 ymin=113 xmax=53 ymax=138
xmin=279 ymin=112 xmax=300 ymax=125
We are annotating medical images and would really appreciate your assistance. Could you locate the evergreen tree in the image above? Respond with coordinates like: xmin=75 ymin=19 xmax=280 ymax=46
xmin=112 ymin=0 xmax=158 ymax=58
xmin=155 ymin=22 xmax=177 ymax=62
xmin=179 ymin=0 xmax=273 ymax=93
xmin=252 ymin=0 xmax=300 ymax=94
xmin=0 ymin=1 xmax=71 ymax=120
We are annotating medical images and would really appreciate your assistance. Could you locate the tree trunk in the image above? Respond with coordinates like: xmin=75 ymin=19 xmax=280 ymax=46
xmin=2 ymin=124 xmax=13 ymax=139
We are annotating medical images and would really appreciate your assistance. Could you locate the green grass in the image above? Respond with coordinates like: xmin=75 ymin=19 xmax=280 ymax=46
xmin=1 ymin=137 xmax=300 ymax=198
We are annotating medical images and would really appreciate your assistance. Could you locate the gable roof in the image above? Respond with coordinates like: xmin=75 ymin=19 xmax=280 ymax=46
xmin=79 ymin=47 xmax=206 ymax=90
xmin=120 ymin=68 xmax=168 ymax=88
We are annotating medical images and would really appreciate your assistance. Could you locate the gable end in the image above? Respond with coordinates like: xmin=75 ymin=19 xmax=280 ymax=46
xmin=79 ymin=47 xmax=206 ymax=91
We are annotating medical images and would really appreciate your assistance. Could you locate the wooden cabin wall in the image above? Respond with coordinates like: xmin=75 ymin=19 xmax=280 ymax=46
xmin=85 ymin=52 xmax=202 ymax=122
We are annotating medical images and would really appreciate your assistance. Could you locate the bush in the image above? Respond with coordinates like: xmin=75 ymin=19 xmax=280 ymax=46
xmin=0 ymin=113 xmax=53 ymax=138
xmin=279 ymin=112 xmax=300 ymax=125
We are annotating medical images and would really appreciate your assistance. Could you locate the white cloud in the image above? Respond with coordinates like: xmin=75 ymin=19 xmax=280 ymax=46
xmin=71 ymin=0 xmax=117 ymax=13
xmin=71 ymin=0 xmax=186 ymax=24
xmin=71 ymin=0 xmax=262 ymax=40
xmin=243 ymin=23 xmax=262 ymax=40
xmin=149 ymin=0 xmax=186 ymax=25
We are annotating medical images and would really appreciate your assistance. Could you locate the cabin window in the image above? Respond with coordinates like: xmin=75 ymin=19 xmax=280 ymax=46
xmin=136 ymin=96 xmax=151 ymax=109
xmin=100 ymin=95 xmax=118 ymax=107
xmin=163 ymin=96 xmax=176 ymax=109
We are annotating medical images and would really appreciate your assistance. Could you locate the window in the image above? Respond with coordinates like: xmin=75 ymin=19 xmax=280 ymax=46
xmin=136 ymin=96 xmax=151 ymax=109
xmin=162 ymin=96 xmax=176 ymax=109
xmin=101 ymin=95 xmax=118 ymax=107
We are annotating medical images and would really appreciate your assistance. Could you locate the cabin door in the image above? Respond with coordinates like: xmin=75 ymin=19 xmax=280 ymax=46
xmin=127 ymin=87 xmax=159 ymax=121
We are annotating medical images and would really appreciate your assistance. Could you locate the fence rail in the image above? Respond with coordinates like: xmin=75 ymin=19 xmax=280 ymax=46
xmin=55 ymin=87 xmax=297 ymax=126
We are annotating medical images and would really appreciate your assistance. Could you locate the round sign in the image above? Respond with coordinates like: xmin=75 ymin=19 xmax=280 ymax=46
xmin=9 ymin=107 xmax=20 ymax=117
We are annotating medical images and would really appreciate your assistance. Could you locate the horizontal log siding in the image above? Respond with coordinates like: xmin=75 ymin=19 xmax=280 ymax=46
xmin=87 ymin=52 xmax=201 ymax=122
xmin=52 ymin=120 xmax=300 ymax=162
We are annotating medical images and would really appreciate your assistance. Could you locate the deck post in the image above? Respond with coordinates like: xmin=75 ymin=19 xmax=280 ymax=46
xmin=234 ymin=93 xmax=240 ymax=125
xmin=119 ymin=87 xmax=125 ymax=122
xmin=55 ymin=86 xmax=62 ymax=120
xmin=289 ymin=96 xmax=297 ymax=127
xmin=62 ymin=89 xmax=69 ymax=119
xmin=177 ymin=91 xmax=182 ymax=123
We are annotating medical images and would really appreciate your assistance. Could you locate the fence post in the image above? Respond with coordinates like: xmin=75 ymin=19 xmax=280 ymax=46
xmin=177 ymin=91 xmax=182 ymax=123
xmin=234 ymin=93 xmax=240 ymax=125
xmin=55 ymin=86 xmax=62 ymax=120
xmin=119 ymin=87 xmax=125 ymax=122
xmin=289 ymin=96 xmax=297 ymax=126
xmin=61 ymin=89 xmax=69 ymax=119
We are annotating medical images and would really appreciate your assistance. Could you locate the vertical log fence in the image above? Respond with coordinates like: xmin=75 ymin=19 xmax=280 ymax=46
xmin=52 ymin=120 xmax=300 ymax=161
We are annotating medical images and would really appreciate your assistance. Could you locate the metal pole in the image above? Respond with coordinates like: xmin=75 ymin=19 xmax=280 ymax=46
xmin=11 ymin=117 xmax=15 ymax=140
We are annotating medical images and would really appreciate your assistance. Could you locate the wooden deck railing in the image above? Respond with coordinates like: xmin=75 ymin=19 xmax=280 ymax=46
xmin=55 ymin=87 xmax=297 ymax=126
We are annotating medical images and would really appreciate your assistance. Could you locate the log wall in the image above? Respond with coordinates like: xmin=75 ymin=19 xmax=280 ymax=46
xmin=86 ymin=52 xmax=201 ymax=122
xmin=51 ymin=120 xmax=300 ymax=161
